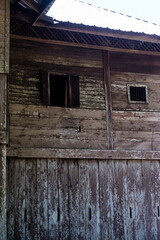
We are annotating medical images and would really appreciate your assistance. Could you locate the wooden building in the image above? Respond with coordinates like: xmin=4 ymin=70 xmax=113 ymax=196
xmin=2 ymin=0 xmax=160 ymax=239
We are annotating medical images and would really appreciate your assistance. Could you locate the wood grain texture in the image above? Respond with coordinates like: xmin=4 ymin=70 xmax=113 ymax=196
xmin=0 ymin=145 xmax=6 ymax=240
xmin=9 ymin=104 xmax=107 ymax=149
xmin=9 ymin=39 xmax=105 ymax=109
xmin=0 ymin=0 xmax=9 ymax=73
xmin=103 ymin=51 xmax=114 ymax=149
xmin=113 ymin=110 xmax=160 ymax=150
xmin=7 ymin=158 xmax=160 ymax=239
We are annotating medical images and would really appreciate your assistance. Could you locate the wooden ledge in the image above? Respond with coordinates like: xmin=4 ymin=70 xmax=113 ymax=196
xmin=7 ymin=147 xmax=160 ymax=160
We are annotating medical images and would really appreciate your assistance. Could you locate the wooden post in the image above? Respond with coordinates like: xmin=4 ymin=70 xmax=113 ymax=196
xmin=103 ymin=51 xmax=114 ymax=149
xmin=0 ymin=0 xmax=9 ymax=239
xmin=0 ymin=75 xmax=7 ymax=240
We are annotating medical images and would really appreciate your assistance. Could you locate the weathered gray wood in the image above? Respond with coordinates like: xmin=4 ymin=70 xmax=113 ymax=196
xmin=0 ymin=145 xmax=6 ymax=240
xmin=68 ymin=159 xmax=79 ymax=239
xmin=7 ymin=158 xmax=15 ymax=240
xmin=141 ymin=161 xmax=153 ymax=239
xmin=0 ymin=74 xmax=7 ymax=131
xmin=9 ymin=104 xmax=107 ymax=149
xmin=0 ymin=0 xmax=9 ymax=74
xmin=13 ymin=159 xmax=26 ymax=239
xmin=7 ymin=147 xmax=160 ymax=160
xmin=25 ymin=159 xmax=37 ymax=240
xmin=110 ymin=160 xmax=127 ymax=239
xmin=78 ymin=160 xmax=89 ymax=239
xmin=99 ymin=160 xmax=111 ymax=239
xmin=150 ymin=161 xmax=160 ymax=238
xmin=103 ymin=51 xmax=114 ymax=149
xmin=37 ymin=159 xmax=48 ymax=239
xmin=9 ymin=39 xmax=105 ymax=109
xmin=87 ymin=160 xmax=100 ymax=240
xmin=58 ymin=159 xmax=69 ymax=240
xmin=79 ymin=160 xmax=100 ymax=240
xmin=48 ymin=159 xmax=59 ymax=240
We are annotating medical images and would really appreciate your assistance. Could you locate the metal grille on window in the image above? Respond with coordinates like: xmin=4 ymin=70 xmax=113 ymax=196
xmin=128 ymin=85 xmax=148 ymax=103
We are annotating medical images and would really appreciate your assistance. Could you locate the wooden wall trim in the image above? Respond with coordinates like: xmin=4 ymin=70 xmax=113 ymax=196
xmin=103 ymin=51 xmax=114 ymax=149
xmin=7 ymin=147 xmax=160 ymax=160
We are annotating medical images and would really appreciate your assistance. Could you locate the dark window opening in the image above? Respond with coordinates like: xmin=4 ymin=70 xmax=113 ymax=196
xmin=42 ymin=71 xmax=80 ymax=108
xmin=128 ymin=85 xmax=148 ymax=103
xmin=50 ymin=75 xmax=68 ymax=107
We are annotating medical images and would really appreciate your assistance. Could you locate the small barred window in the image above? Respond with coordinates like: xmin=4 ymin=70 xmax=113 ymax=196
xmin=127 ymin=85 xmax=148 ymax=103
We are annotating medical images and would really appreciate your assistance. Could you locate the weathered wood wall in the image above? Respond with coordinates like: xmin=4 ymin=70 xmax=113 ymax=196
xmin=9 ymin=39 xmax=105 ymax=109
xmin=9 ymin=39 xmax=160 ymax=151
xmin=7 ymin=158 xmax=160 ymax=240
xmin=9 ymin=104 xmax=107 ymax=149
xmin=110 ymin=52 xmax=160 ymax=150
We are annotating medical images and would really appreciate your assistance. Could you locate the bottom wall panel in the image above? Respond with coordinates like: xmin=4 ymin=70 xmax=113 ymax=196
xmin=7 ymin=158 xmax=160 ymax=240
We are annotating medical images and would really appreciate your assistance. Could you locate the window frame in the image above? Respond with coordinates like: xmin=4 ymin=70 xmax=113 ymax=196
xmin=42 ymin=71 xmax=80 ymax=108
xmin=127 ymin=84 xmax=148 ymax=104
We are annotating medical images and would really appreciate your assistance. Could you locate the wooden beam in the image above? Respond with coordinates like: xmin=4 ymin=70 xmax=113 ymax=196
xmin=0 ymin=145 xmax=7 ymax=240
xmin=10 ymin=34 xmax=160 ymax=57
xmin=21 ymin=0 xmax=40 ymax=13
xmin=7 ymin=147 xmax=160 ymax=160
xmin=33 ymin=0 xmax=56 ymax=26
xmin=0 ymin=74 xmax=7 ymax=240
xmin=103 ymin=51 xmax=114 ymax=149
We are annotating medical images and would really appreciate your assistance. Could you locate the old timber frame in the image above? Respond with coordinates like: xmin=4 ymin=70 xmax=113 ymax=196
xmin=4 ymin=0 xmax=160 ymax=239
xmin=0 ymin=0 xmax=9 ymax=239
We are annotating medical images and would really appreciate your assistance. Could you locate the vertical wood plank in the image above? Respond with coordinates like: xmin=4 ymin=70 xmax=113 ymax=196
xmin=58 ymin=159 xmax=69 ymax=240
xmin=88 ymin=160 xmax=100 ymax=240
xmin=79 ymin=160 xmax=100 ymax=240
xmin=141 ymin=161 xmax=154 ymax=239
xmin=7 ymin=158 xmax=14 ymax=240
xmin=150 ymin=160 xmax=160 ymax=239
xmin=68 ymin=159 xmax=80 ymax=240
xmin=0 ymin=74 xmax=7 ymax=131
xmin=48 ymin=159 xmax=59 ymax=240
xmin=37 ymin=159 xmax=48 ymax=239
xmin=4 ymin=0 xmax=10 ymax=73
xmin=125 ymin=160 xmax=143 ymax=240
xmin=25 ymin=159 xmax=37 ymax=240
xmin=103 ymin=51 xmax=114 ymax=149
xmin=0 ymin=0 xmax=9 ymax=73
xmin=79 ymin=160 xmax=90 ymax=239
xmin=13 ymin=159 xmax=26 ymax=240
xmin=99 ymin=160 xmax=111 ymax=240
xmin=110 ymin=160 xmax=127 ymax=240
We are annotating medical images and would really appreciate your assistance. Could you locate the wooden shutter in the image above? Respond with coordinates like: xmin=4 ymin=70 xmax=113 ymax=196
xmin=42 ymin=71 xmax=50 ymax=105
xmin=68 ymin=75 xmax=80 ymax=108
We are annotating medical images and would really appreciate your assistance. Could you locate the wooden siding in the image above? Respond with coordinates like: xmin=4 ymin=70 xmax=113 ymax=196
xmin=7 ymin=158 xmax=160 ymax=240
xmin=9 ymin=104 xmax=107 ymax=149
xmin=0 ymin=0 xmax=9 ymax=73
xmin=111 ymin=71 xmax=160 ymax=150
xmin=9 ymin=39 xmax=105 ymax=110
xmin=111 ymin=71 xmax=160 ymax=112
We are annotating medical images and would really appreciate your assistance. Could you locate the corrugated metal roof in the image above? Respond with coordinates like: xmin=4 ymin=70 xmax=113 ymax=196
xmin=46 ymin=0 xmax=160 ymax=36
